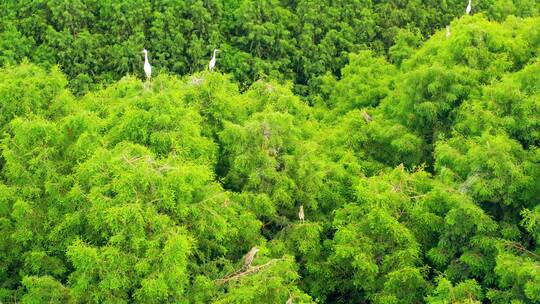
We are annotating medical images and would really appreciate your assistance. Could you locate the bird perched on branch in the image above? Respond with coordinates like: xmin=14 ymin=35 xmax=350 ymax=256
xmin=243 ymin=247 xmax=259 ymax=269
xmin=209 ymin=49 xmax=219 ymax=71
xmin=446 ymin=25 xmax=451 ymax=39
xmin=362 ymin=111 xmax=372 ymax=123
xmin=142 ymin=49 xmax=152 ymax=91
xmin=466 ymin=0 xmax=472 ymax=15
xmin=298 ymin=205 xmax=305 ymax=224
xmin=142 ymin=49 xmax=151 ymax=80
xmin=263 ymin=125 xmax=271 ymax=141
xmin=286 ymin=297 xmax=293 ymax=304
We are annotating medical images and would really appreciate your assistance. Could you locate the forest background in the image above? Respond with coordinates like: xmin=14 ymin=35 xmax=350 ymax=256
xmin=0 ymin=0 xmax=539 ymax=303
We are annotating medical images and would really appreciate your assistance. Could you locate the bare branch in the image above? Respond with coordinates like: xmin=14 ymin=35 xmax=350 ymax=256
xmin=503 ymin=241 xmax=540 ymax=260
xmin=216 ymin=259 xmax=279 ymax=284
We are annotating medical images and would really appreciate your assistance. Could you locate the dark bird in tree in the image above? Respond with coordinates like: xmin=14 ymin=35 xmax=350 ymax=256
xmin=263 ymin=126 xmax=271 ymax=141
xmin=243 ymin=247 xmax=259 ymax=269
xmin=362 ymin=111 xmax=372 ymax=123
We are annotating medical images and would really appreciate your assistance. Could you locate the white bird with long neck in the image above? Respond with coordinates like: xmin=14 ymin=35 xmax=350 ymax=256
xmin=142 ymin=49 xmax=152 ymax=80
xmin=466 ymin=0 xmax=472 ymax=15
xmin=208 ymin=49 xmax=219 ymax=71
xmin=446 ymin=25 xmax=451 ymax=39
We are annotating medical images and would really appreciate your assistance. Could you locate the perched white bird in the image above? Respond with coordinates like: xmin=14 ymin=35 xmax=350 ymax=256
xmin=298 ymin=205 xmax=305 ymax=224
xmin=446 ymin=25 xmax=451 ymax=39
xmin=286 ymin=297 xmax=293 ymax=304
xmin=466 ymin=0 xmax=472 ymax=15
xmin=243 ymin=247 xmax=259 ymax=269
xmin=208 ymin=49 xmax=219 ymax=71
xmin=142 ymin=49 xmax=152 ymax=80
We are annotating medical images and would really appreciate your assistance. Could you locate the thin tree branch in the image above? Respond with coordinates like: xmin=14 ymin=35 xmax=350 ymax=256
xmin=216 ymin=259 xmax=279 ymax=284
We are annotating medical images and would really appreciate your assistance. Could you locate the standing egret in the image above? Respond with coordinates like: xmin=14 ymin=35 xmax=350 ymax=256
xmin=208 ymin=49 xmax=219 ymax=71
xmin=142 ymin=49 xmax=152 ymax=90
xmin=298 ymin=205 xmax=305 ymax=224
xmin=243 ymin=247 xmax=259 ymax=269
xmin=286 ymin=297 xmax=293 ymax=304
xmin=142 ymin=49 xmax=151 ymax=79
xmin=466 ymin=0 xmax=472 ymax=15
xmin=446 ymin=25 xmax=451 ymax=39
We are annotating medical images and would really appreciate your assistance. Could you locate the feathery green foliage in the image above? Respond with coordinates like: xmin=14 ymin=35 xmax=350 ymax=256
xmin=0 ymin=3 xmax=539 ymax=304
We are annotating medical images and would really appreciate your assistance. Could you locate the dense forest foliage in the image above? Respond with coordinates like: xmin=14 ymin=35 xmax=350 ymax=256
xmin=1 ymin=0 xmax=539 ymax=94
xmin=0 ymin=1 xmax=539 ymax=303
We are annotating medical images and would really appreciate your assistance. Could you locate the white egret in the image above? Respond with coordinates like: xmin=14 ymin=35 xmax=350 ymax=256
xmin=286 ymin=297 xmax=293 ymax=304
xmin=142 ymin=49 xmax=151 ymax=80
xmin=298 ymin=205 xmax=305 ymax=224
xmin=446 ymin=25 xmax=451 ymax=39
xmin=466 ymin=0 xmax=472 ymax=15
xmin=243 ymin=247 xmax=259 ymax=269
xmin=208 ymin=49 xmax=219 ymax=71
